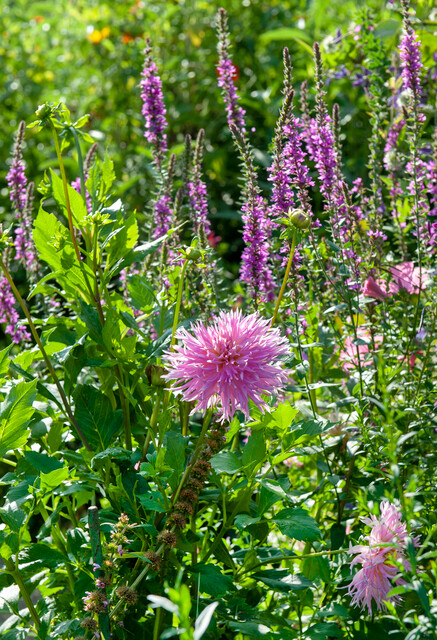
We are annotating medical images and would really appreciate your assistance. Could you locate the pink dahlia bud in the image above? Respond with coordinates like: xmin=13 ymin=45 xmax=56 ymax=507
xmin=162 ymin=309 xmax=289 ymax=422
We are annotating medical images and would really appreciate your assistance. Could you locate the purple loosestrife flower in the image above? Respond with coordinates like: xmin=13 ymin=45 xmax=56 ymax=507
xmin=399 ymin=28 xmax=422 ymax=100
xmin=141 ymin=38 xmax=168 ymax=169
xmin=0 ymin=275 xmax=30 ymax=344
xmin=348 ymin=500 xmax=418 ymax=614
xmin=240 ymin=195 xmax=275 ymax=301
xmin=153 ymin=194 xmax=173 ymax=238
xmin=216 ymin=8 xmax=246 ymax=134
xmin=6 ymin=122 xmax=27 ymax=214
xmin=162 ymin=309 xmax=289 ymax=422
xmin=187 ymin=130 xmax=211 ymax=237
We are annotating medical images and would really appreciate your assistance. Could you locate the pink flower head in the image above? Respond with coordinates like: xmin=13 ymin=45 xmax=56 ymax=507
xmin=162 ymin=310 xmax=289 ymax=422
xmin=348 ymin=546 xmax=400 ymax=615
xmin=348 ymin=501 xmax=419 ymax=615
xmin=362 ymin=500 xmax=408 ymax=549
xmin=362 ymin=276 xmax=388 ymax=302
xmin=389 ymin=262 xmax=428 ymax=295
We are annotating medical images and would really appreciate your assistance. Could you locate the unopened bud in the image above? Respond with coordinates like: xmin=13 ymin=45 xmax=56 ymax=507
xmin=146 ymin=364 xmax=166 ymax=387
xmin=289 ymin=208 xmax=311 ymax=229
xmin=35 ymin=103 xmax=53 ymax=121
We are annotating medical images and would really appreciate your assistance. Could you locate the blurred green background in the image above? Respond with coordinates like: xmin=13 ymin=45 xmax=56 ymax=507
xmin=1 ymin=0 xmax=436 ymax=260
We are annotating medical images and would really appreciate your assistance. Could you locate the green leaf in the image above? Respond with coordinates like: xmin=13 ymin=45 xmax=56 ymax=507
xmin=73 ymin=384 xmax=123 ymax=451
xmin=210 ymin=451 xmax=242 ymax=475
xmin=50 ymin=168 xmax=87 ymax=226
xmin=105 ymin=211 xmax=138 ymax=267
xmin=0 ymin=345 xmax=12 ymax=378
xmin=273 ymin=508 xmax=321 ymax=541
xmin=242 ymin=430 xmax=266 ymax=469
xmin=252 ymin=569 xmax=313 ymax=592
xmin=164 ymin=430 xmax=186 ymax=490
xmin=137 ymin=491 xmax=166 ymax=512
xmin=40 ymin=467 xmax=69 ymax=493
xmin=0 ymin=380 xmax=37 ymax=458
xmin=190 ymin=563 xmax=234 ymax=597
xmin=307 ymin=623 xmax=343 ymax=638
xmin=33 ymin=205 xmax=91 ymax=297
xmin=19 ymin=544 xmax=65 ymax=570
xmin=106 ymin=236 xmax=167 ymax=282
xmin=127 ymin=274 xmax=155 ymax=312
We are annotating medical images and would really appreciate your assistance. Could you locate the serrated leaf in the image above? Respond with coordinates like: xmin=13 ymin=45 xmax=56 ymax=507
xmin=73 ymin=385 xmax=123 ymax=451
xmin=50 ymin=168 xmax=87 ymax=226
xmin=0 ymin=345 xmax=12 ymax=378
xmin=190 ymin=563 xmax=234 ymax=597
xmin=252 ymin=569 xmax=313 ymax=592
xmin=0 ymin=380 xmax=37 ymax=458
xmin=273 ymin=508 xmax=321 ymax=541
xmin=210 ymin=451 xmax=242 ymax=474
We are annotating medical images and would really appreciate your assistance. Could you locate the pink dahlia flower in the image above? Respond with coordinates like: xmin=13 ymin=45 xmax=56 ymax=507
xmin=348 ymin=501 xmax=418 ymax=614
xmin=162 ymin=310 xmax=289 ymax=421
xmin=348 ymin=546 xmax=401 ymax=615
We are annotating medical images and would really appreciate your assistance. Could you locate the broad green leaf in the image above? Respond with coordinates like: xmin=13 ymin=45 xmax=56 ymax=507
xmin=242 ymin=430 xmax=266 ymax=469
xmin=273 ymin=508 xmax=321 ymax=541
xmin=73 ymin=385 xmax=123 ymax=451
xmin=0 ymin=380 xmax=37 ymax=458
xmin=190 ymin=563 xmax=234 ymax=597
xmin=0 ymin=345 xmax=12 ymax=378
xmin=137 ymin=491 xmax=166 ymax=512
xmin=19 ymin=544 xmax=66 ymax=570
xmin=252 ymin=569 xmax=313 ymax=592
xmin=40 ymin=467 xmax=69 ymax=493
xmin=105 ymin=211 xmax=138 ymax=267
xmin=210 ymin=451 xmax=242 ymax=475
xmin=50 ymin=168 xmax=87 ymax=226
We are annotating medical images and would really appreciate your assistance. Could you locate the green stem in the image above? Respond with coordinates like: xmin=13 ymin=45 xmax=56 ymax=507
xmin=49 ymin=121 xmax=82 ymax=263
xmin=170 ymin=260 xmax=189 ymax=351
xmin=171 ymin=409 xmax=213 ymax=507
xmin=237 ymin=547 xmax=349 ymax=577
xmin=0 ymin=457 xmax=16 ymax=467
xmin=271 ymin=227 xmax=297 ymax=326
xmin=0 ymin=257 xmax=92 ymax=450
xmin=4 ymin=558 xmax=40 ymax=630
xmin=50 ymin=121 xmax=95 ymax=302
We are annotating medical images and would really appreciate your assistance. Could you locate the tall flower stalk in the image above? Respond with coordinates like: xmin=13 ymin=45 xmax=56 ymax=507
xmin=141 ymin=38 xmax=168 ymax=171
xmin=216 ymin=9 xmax=274 ymax=301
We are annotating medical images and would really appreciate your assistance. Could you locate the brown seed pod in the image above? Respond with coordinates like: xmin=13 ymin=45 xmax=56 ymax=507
xmin=144 ymin=551 xmax=162 ymax=572
xmin=157 ymin=529 xmax=178 ymax=548
xmin=168 ymin=512 xmax=187 ymax=530
xmin=116 ymin=585 xmax=139 ymax=605
xmin=174 ymin=500 xmax=194 ymax=516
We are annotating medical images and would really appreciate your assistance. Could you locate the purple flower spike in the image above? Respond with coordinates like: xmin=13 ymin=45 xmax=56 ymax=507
xmin=240 ymin=195 xmax=275 ymax=301
xmin=141 ymin=38 xmax=168 ymax=169
xmin=399 ymin=28 xmax=422 ymax=100
xmin=162 ymin=309 xmax=289 ymax=422
xmin=187 ymin=129 xmax=211 ymax=237
xmin=216 ymin=8 xmax=246 ymax=134
xmin=7 ymin=122 xmax=27 ymax=214
xmin=0 ymin=276 xmax=30 ymax=344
